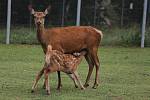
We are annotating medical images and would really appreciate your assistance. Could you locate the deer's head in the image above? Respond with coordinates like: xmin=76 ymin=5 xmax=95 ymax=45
xmin=28 ymin=5 xmax=51 ymax=26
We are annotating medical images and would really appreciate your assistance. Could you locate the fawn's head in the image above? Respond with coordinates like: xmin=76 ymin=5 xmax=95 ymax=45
xmin=28 ymin=5 xmax=51 ymax=26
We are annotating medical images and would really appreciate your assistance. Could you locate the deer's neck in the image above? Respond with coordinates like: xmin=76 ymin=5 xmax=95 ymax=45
xmin=36 ymin=24 xmax=45 ymax=43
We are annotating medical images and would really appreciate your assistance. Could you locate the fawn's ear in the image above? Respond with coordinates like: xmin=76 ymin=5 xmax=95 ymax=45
xmin=28 ymin=5 xmax=35 ymax=15
xmin=44 ymin=5 xmax=51 ymax=15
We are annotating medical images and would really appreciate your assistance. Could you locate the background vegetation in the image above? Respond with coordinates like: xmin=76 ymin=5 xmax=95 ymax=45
xmin=0 ymin=0 xmax=149 ymax=47
xmin=0 ymin=0 xmax=144 ymax=26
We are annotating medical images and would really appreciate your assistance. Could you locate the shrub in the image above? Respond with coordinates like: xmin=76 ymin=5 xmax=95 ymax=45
xmin=101 ymin=25 xmax=147 ymax=47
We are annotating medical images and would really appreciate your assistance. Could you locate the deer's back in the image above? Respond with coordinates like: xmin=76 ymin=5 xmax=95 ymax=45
xmin=44 ymin=26 xmax=102 ymax=53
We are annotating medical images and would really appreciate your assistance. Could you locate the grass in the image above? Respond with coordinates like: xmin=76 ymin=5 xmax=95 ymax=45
xmin=0 ymin=44 xmax=150 ymax=100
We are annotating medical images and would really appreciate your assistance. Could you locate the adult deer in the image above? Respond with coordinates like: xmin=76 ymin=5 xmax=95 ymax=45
xmin=28 ymin=5 xmax=103 ymax=93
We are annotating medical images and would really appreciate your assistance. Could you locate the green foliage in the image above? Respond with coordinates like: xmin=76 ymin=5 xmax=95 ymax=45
xmin=0 ymin=0 xmax=144 ymax=27
xmin=145 ymin=27 xmax=150 ymax=47
xmin=0 ymin=45 xmax=150 ymax=100
xmin=0 ymin=27 xmax=38 ymax=44
xmin=0 ymin=29 xmax=5 ymax=43
xmin=10 ymin=27 xmax=38 ymax=44
xmin=101 ymin=25 xmax=149 ymax=47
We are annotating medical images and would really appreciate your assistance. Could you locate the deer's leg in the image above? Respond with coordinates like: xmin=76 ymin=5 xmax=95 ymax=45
xmin=53 ymin=46 xmax=63 ymax=90
xmin=57 ymin=71 xmax=62 ymax=90
xmin=44 ymin=70 xmax=50 ymax=95
xmin=73 ymin=71 xmax=85 ymax=90
xmin=43 ymin=72 xmax=62 ymax=90
xmin=31 ymin=66 xmax=45 ymax=93
xmin=84 ymin=54 xmax=94 ymax=88
xmin=91 ymin=48 xmax=100 ymax=89
xmin=44 ymin=72 xmax=62 ymax=90
xmin=67 ymin=74 xmax=78 ymax=88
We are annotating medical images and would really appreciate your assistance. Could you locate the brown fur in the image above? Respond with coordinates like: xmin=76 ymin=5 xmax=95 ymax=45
xmin=38 ymin=26 xmax=102 ymax=54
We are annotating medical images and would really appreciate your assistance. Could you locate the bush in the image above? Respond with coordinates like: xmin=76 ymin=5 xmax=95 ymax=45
xmin=101 ymin=25 xmax=149 ymax=47
xmin=0 ymin=29 xmax=5 ymax=43
xmin=10 ymin=27 xmax=38 ymax=44
xmin=0 ymin=27 xmax=38 ymax=44
xmin=145 ymin=27 xmax=150 ymax=47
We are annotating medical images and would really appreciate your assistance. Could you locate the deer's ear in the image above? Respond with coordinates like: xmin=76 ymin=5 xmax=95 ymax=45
xmin=30 ymin=9 xmax=35 ymax=15
xmin=28 ymin=5 xmax=35 ymax=15
xmin=44 ymin=5 xmax=51 ymax=15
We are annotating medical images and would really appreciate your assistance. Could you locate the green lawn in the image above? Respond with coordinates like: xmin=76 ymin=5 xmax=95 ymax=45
xmin=0 ymin=44 xmax=150 ymax=100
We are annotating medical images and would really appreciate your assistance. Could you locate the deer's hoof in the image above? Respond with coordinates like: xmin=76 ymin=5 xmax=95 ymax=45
xmin=46 ymin=90 xmax=50 ymax=95
xmin=31 ymin=90 xmax=35 ymax=93
xmin=81 ymin=87 xmax=85 ymax=90
xmin=75 ymin=85 xmax=78 ymax=88
xmin=57 ymin=84 xmax=62 ymax=90
xmin=84 ymin=84 xmax=89 ymax=88
xmin=92 ymin=83 xmax=99 ymax=89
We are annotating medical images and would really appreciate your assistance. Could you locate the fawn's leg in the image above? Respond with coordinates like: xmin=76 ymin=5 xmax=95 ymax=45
xmin=44 ymin=70 xmax=50 ymax=95
xmin=31 ymin=66 xmax=45 ymax=92
xmin=73 ymin=71 xmax=85 ymax=90
xmin=67 ymin=74 xmax=78 ymax=88
xmin=43 ymin=71 xmax=62 ymax=90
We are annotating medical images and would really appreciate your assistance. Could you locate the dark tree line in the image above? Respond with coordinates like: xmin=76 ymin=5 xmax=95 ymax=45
xmin=0 ymin=0 xmax=145 ymax=27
